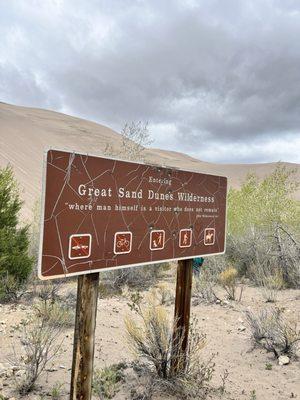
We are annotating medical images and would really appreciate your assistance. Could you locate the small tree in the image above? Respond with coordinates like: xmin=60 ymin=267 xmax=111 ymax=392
xmin=228 ymin=165 xmax=299 ymax=235
xmin=227 ymin=165 xmax=300 ymax=287
xmin=0 ymin=166 xmax=33 ymax=301
xmin=104 ymin=121 xmax=152 ymax=162
xmin=103 ymin=122 xmax=161 ymax=291
xmin=121 ymin=121 xmax=152 ymax=161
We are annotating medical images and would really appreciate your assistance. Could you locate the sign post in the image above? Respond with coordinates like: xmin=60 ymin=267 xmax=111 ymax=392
xmin=70 ymin=273 xmax=99 ymax=400
xmin=170 ymin=259 xmax=193 ymax=374
xmin=38 ymin=149 xmax=227 ymax=397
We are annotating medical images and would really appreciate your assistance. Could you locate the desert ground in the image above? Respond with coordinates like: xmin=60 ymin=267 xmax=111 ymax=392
xmin=0 ymin=267 xmax=299 ymax=400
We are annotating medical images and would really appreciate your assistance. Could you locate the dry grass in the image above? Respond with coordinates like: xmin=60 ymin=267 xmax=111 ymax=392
xmin=260 ymin=271 xmax=285 ymax=303
xmin=193 ymin=270 xmax=219 ymax=304
xmin=125 ymin=291 xmax=214 ymax=398
xmin=246 ymin=307 xmax=300 ymax=359
xmin=34 ymin=300 xmax=74 ymax=328
xmin=9 ymin=312 xmax=63 ymax=394
xmin=218 ymin=267 xmax=243 ymax=301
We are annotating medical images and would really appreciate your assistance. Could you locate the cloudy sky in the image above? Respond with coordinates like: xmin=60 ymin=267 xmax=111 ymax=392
xmin=1 ymin=0 xmax=300 ymax=164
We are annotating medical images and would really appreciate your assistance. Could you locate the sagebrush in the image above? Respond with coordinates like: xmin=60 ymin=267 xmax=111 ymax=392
xmin=125 ymin=291 xmax=214 ymax=398
xmin=246 ymin=307 xmax=300 ymax=358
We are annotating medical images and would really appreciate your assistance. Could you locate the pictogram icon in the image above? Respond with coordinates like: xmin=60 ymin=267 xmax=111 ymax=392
xmin=204 ymin=228 xmax=215 ymax=245
xmin=114 ymin=231 xmax=132 ymax=254
xmin=69 ymin=234 xmax=92 ymax=259
xmin=179 ymin=229 xmax=192 ymax=248
xmin=150 ymin=230 xmax=165 ymax=251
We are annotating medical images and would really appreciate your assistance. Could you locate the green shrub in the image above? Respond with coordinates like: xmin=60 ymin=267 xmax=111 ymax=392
xmin=0 ymin=166 xmax=33 ymax=301
xmin=227 ymin=165 xmax=300 ymax=287
xmin=93 ymin=364 xmax=125 ymax=399
xmin=50 ymin=383 xmax=63 ymax=399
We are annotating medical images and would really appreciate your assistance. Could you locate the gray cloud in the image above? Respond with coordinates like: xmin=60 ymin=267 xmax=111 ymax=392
xmin=0 ymin=0 xmax=299 ymax=163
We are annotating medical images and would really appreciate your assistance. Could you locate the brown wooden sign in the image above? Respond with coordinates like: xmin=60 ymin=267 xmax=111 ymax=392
xmin=38 ymin=149 xmax=227 ymax=279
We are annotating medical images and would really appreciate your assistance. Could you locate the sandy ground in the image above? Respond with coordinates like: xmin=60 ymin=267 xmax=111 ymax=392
xmin=0 ymin=275 xmax=299 ymax=400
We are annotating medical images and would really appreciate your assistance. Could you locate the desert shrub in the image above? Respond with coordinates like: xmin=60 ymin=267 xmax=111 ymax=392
xmin=125 ymin=302 xmax=171 ymax=378
xmin=0 ymin=273 xmax=28 ymax=302
xmin=104 ymin=120 xmax=152 ymax=162
xmin=153 ymin=282 xmax=174 ymax=305
xmin=63 ymin=288 xmax=77 ymax=307
xmin=100 ymin=263 xmax=168 ymax=296
xmin=218 ymin=267 xmax=244 ymax=301
xmin=93 ymin=363 xmax=125 ymax=399
xmin=246 ymin=307 xmax=300 ymax=358
xmin=250 ymin=390 xmax=257 ymax=400
xmin=34 ymin=280 xmax=62 ymax=304
xmin=227 ymin=166 xmax=300 ymax=287
xmin=193 ymin=267 xmax=219 ymax=304
xmin=34 ymin=300 xmax=74 ymax=328
xmin=120 ymin=121 xmax=152 ymax=162
xmin=98 ymin=279 xmax=123 ymax=298
xmin=259 ymin=271 xmax=284 ymax=303
xmin=193 ymin=255 xmax=230 ymax=304
xmin=10 ymin=309 xmax=63 ymax=394
xmin=0 ymin=166 xmax=33 ymax=301
xmin=50 ymin=383 xmax=63 ymax=399
xmin=125 ymin=292 xmax=214 ymax=398
xmin=202 ymin=254 xmax=227 ymax=275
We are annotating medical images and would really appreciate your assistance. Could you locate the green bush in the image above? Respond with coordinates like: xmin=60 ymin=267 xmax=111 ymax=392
xmin=93 ymin=364 xmax=125 ymax=399
xmin=227 ymin=165 xmax=300 ymax=287
xmin=0 ymin=166 xmax=33 ymax=301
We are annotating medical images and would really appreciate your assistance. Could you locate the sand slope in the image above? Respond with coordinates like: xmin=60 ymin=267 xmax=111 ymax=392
xmin=0 ymin=102 xmax=299 ymax=219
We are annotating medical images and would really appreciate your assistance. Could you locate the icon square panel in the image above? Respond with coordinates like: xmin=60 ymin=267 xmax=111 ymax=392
xmin=179 ymin=229 xmax=192 ymax=248
xmin=114 ymin=231 xmax=132 ymax=254
xmin=204 ymin=228 xmax=215 ymax=246
xmin=150 ymin=230 xmax=165 ymax=251
xmin=69 ymin=234 xmax=92 ymax=260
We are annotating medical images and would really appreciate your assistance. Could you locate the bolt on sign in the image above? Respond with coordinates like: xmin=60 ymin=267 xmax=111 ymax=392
xmin=38 ymin=149 xmax=227 ymax=279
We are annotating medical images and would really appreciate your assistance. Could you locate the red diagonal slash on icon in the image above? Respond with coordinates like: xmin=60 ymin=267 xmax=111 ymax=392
xmin=71 ymin=237 xmax=89 ymax=256
xmin=69 ymin=234 xmax=92 ymax=260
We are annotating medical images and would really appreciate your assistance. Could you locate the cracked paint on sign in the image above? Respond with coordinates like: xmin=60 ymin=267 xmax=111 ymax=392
xmin=38 ymin=149 xmax=227 ymax=279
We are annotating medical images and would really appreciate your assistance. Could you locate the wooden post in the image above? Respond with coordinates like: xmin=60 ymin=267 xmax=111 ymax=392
xmin=70 ymin=272 xmax=100 ymax=400
xmin=170 ymin=259 xmax=193 ymax=375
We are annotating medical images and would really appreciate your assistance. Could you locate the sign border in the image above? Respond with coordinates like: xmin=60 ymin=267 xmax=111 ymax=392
xmin=38 ymin=147 xmax=228 ymax=280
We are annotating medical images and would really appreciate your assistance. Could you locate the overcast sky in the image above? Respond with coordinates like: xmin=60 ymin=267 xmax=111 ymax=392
xmin=1 ymin=0 xmax=300 ymax=164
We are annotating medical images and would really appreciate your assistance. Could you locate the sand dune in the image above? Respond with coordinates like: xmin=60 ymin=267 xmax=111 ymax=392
xmin=0 ymin=102 xmax=299 ymax=219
